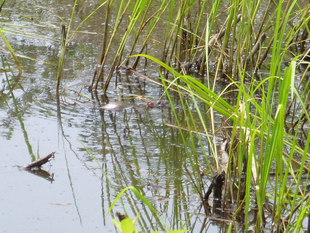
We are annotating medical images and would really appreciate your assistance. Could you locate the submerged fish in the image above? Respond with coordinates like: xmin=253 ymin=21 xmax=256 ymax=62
xmin=99 ymin=102 xmax=129 ymax=111
xmin=100 ymin=100 xmax=170 ymax=111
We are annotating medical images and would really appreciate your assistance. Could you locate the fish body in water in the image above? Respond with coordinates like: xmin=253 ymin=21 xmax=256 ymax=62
xmin=99 ymin=102 xmax=129 ymax=112
xmin=100 ymin=100 xmax=170 ymax=111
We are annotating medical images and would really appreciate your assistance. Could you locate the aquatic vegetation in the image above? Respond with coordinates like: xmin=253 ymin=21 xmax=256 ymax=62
xmin=88 ymin=0 xmax=309 ymax=93
xmin=108 ymin=186 xmax=187 ymax=233
xmin=0 ymin=30 xmax=22 ymax=73
xmin=139 ymin=53 xmax=309 ymax=232
xmin=87 ymin=0 xmax=309 ymax=231
xmin=1 ymin=0 xmax=309 ymax=232
xmin=86 ymin=1 xmax=310 ymax=232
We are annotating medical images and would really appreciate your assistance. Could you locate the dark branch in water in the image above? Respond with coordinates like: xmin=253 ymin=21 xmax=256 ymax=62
xmin=204 ymin=171 xmax=225 ymax=203
xmin=203 ymin=139 xmax=229 ymax=212
xmin=23 ymin=152 xmax=55 ymax=170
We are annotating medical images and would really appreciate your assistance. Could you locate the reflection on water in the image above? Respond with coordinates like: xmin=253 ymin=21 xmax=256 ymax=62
xmin=4 ymin=0 xmax=308 ymax=231
xmin=0 ymin=1 xmax=225 ymax=232
xmin=25 ymin=168 xmax=55 ymax=183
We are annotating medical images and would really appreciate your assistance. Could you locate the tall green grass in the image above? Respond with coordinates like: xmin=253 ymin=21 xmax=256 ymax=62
xmin=132 ymin=0 xmax=309 ymax=226
xmin=1 ymin=0 xmax=309 ymax=231
xmin=134 ymin=53 xmax=308 ymax=231
xmin=64 ymin=0 xmax=310 ymax=231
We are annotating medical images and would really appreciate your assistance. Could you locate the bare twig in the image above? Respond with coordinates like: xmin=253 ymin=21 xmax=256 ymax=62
xmin=23 ymin=152 xmax=55 ymax=170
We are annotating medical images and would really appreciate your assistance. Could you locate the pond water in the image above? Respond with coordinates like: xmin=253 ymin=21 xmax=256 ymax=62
xmin=1 ymin=0 xmax=309 ymax=232
xmin=0 ymin=1 xmax=226 ymax=232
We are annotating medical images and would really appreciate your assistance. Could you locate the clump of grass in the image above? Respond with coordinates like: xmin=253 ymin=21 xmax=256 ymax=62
xmin=91 ymin=0 xmax=171 ymax=93
xmin=68 ymin=0 xmax=310 ymax=231
xmin=135 ymin=50 xmax=309 ymax=231
xmin=90 ymin=0 xmax=309 ymax=99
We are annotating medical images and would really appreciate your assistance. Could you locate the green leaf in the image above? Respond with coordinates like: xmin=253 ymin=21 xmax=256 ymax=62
xmin=0 ymin=30 xmax=22 ymax=73
xmin=112 ymin=218 xmax=138 ymax=233
xmin=120 ymin=218 xmax=137 ymax=233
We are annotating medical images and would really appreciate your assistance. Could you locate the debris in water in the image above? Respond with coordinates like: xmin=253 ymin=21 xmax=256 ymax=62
xmin=23 ymin=152 xmax=55 ymax=170
xmin=123 ymin=127 xmax=130 ymax=138
xmin=146 ymin=101 xmax=155 ymax=108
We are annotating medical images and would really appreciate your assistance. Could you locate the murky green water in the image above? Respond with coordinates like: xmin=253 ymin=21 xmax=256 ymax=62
xmin=0 ymin=1 xmax=224 ymax=232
